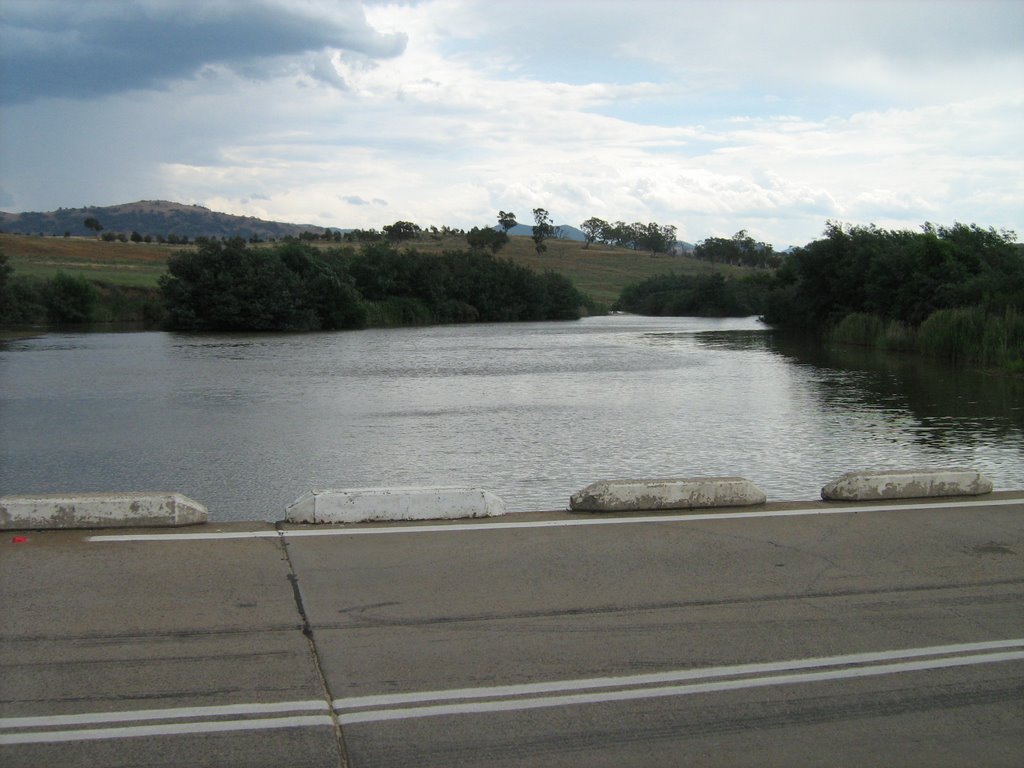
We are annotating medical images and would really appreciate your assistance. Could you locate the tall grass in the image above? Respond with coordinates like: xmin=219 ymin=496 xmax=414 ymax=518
xmin=919 ymin=307 xmax=1024 ymax=369
xmin=828 ymin=313 xmax=916 ymax=351
xmin=831 ymin=308 xmax=1024 ymax=372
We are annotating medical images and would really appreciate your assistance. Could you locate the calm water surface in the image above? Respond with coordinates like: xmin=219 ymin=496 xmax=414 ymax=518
xmin=2 ymin=315 xmax=1022 ymax=520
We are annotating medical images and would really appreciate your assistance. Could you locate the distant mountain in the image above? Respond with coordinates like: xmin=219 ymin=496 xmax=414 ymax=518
xmin=501 ymin=223 xmax=587 ymax=241
xmin=0 ymin=200 xmax=327 ymax=239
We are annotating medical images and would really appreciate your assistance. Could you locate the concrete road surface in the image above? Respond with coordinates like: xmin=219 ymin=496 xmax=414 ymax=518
xmin=2 ymin=493 xmax=1022 ymax=766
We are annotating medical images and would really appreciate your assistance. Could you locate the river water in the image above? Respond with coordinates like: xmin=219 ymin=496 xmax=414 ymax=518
xmin=1 ymin=315 xmax=1022 ymax=521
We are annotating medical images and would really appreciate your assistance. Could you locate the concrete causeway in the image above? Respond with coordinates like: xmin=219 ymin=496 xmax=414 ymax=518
xmin=2 ymin=492 xmax=1023 ymax=766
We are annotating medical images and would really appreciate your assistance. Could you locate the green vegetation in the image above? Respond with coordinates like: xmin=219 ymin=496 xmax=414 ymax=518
xmin=345 ymin=242 xmax=588 ymax=325
xmin=614 ymin=271 xmax=775 ymax=317
xmin=11 ymin=213 xmax=1018 ymax=371
xmin=161 ymin=240 xmax=365 ymax=331
xmin=615 ymin=221 xmax=1023 ymax=371
xmin=575 ymin=218 xmax=678 ymax=255
xmin=156 ymin=239 xmax=589 ymax=332
xmin=767 ymin=222 xmax=1024 ymax=370
xmin=531 ymin=208 xmax=554 ymax=254
xmin=0 ymin=252 xmax=165 ymax=326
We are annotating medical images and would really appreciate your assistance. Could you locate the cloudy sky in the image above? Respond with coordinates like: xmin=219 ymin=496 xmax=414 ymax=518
xmin=1 ymin=0 xmax=1021 ymax=247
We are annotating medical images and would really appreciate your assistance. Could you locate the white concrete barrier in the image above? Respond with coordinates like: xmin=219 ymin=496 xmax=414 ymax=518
xmin=0 ymin=492 xmax=208 ymax=530
xmin=570 ymin=477 xmax=767 ymax=512
xmin=821 ymin=469 xmax=993 ymax=501
xmin=286 ymin=486 xmax=508 ymax=524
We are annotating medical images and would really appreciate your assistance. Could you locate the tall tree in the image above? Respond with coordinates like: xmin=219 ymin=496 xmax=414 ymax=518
xmin=532 ymin=208 xmax=554 ymax=254
xmin=497 ymin=211 xmax=517 ymax=233
xmin=580 ymin=217 xmax=608 ymax=249
xmin=83 ymin=217 xmax=103 ymax=236
xmin=383 ymin=221 xmax=421 ymax=243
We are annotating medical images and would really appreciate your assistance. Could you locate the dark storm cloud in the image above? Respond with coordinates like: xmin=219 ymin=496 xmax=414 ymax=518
xmin=0 ymin=0 xmax=406 ymax=104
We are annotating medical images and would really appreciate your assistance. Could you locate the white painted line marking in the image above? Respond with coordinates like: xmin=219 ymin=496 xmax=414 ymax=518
xmin=336 ymin=650 xmax=1024 ymax=725
xmin=332 ymin=638 xmax=1024 ymax=710
xmin=4 ymin=641 xmax=1019 ymax=744
xmin=0 ymin=715 xmax=334 ymax=746
xmin=0 ymin=699 xmax=327 ymax=730
xmin=87 ymin=498 xmax=1024 ymax=542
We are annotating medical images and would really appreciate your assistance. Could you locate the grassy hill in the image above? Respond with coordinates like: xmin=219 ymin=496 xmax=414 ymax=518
xmin=0 ymin=232 xmax=752 ymax=307
xmin=0 ymin=200 xmax=325 ymax=240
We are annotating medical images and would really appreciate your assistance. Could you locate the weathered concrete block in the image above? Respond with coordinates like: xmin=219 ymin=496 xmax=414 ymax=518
xmin=286 ymin=486 xmax=508 ymax=524
xmin=0 ymin=492 xmax=208 ymax=530
xmin=569 ymin=477 xmax=767 ymax=512
xmin=821 ymin=468 xmax=993 ymax=501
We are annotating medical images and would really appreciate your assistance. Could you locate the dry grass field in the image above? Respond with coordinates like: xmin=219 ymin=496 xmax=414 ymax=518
xmin=1 ymin=232 xmax=748 ymax=305
xmin=0 ymin=233 xmax=176 ymax=287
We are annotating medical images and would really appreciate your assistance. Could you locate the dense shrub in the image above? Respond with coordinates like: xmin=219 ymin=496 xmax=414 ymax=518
xmin=44 ymin=272 xmax=97 ymax=324
xmin=763 ymin=222 xmax=1023 ymax=328
xmin=614 ymin=272 xmax=771 ymax=317
xmin=769 ymin=222 xmax=1024 ymax=369
xmin=347 ymin=244 xmax=586 ymax=323
xmin=159 ymin=240 xmax=585 ymax=332
xmin=160 ymin=240 xmax=366 ymax=331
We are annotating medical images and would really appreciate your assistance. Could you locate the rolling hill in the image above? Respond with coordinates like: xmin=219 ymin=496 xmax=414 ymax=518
xmin=0 ymin=200 xmax=327 ymax=240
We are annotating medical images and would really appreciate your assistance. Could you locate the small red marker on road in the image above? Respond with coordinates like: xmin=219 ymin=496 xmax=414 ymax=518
xmin=11 ymin=536 xmax=28 ymax=544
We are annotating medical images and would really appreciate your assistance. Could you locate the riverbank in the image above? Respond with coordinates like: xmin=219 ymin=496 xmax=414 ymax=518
xmin=828 ymin=309 xmax=1024 ymax=375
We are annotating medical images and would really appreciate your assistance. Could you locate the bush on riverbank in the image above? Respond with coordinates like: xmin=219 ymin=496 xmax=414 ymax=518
xmin=1 ymin=253 xmax=166 ymax=326
xmin=160 ymin=240 xmax=366 ymax=331
xmin=771 ymin=222 xmax=1024 ymax=370
xmin=345 ymin=243 xmax=587 ymax=323
xmin=157 ymin=240 xmax=589 ymax=332
xmin=613 ymin=221 xmax=1024 ymax=371
xmin=827 ymin=308 xmax=1024 ymax=369
xmin=613 ymin=271 xmax=774 ymax=317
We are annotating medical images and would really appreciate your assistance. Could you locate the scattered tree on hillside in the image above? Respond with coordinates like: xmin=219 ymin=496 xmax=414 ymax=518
xmin=580 ymin=217 xmax=609 ymax=249
xmin=497 ymin=211 xmax=517 ymax=233
xmin=532 ymin=207 xmax=554 ymax=254
xmin=383 ymin=221 xmax=421 ymax=243
xmin=83 ymin=217 xmax=103 ymax=236
xmin=694 ymin=230 xmax=778 ymax=268
xmin=636 ymin=222 xmax=677 ymax=255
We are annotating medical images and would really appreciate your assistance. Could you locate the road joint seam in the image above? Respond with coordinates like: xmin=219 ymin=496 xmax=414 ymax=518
xmin=275 ymin=523 xmax=351 ymax=768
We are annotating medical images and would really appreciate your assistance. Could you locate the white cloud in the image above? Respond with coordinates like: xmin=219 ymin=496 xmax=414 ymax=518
xmin=0 ymin=0 xmax=1021 ymax=247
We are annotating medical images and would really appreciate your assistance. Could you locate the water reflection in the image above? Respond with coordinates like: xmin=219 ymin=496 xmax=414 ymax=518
xmin=756 ymin=333 xmax=1024 ymax=445
xmin=1 ymin=316 xmax=1021 ymax=520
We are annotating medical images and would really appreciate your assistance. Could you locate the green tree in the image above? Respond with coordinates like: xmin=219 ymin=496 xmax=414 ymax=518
xmin=532 ymin=208 xmax=554 ymax=254
xmin=580 ymin=217 xmax=608 ymax=249
xmin=466 ymin=226 xmax=509 ymax=254
xmin=497 ymin=211 xmax=517 ymax=233
xmin=83 ymin=217 xmax=103 ymax=236
xmin=383 ymin=221 xmax=421 ymax=243
xmin=636 ymin=222 xmax=677 ymax=255
xmin=160 ymin=241 xmax=365 ymax=331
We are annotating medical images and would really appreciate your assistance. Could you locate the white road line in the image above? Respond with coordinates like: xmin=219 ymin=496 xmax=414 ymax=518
xmin=0 ymin=715 xmax=335 ymax=746
xmin=0 ymin=699 xmax=327 ymax=730
xmin=87 ymin=497 xmax=1023 ymax=542
xmin=4 ymin=641 xmax=1020 ymax=744
xmin=336 ymin=650 xmax=1024 ymax=725
xmin=332 ymin=638 xmax=1024 ymax=710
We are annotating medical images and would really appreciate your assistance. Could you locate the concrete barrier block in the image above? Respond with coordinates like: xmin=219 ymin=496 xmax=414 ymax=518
xmin=0 ymin=492 xmax=208 ymax=530
xmin=286 ymin=486 xmax=508 ymax=524
xmin=821 ymin=469 xmax=993 ymax=501
xmin=569 ymin=477 xmax=767 ymax=512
